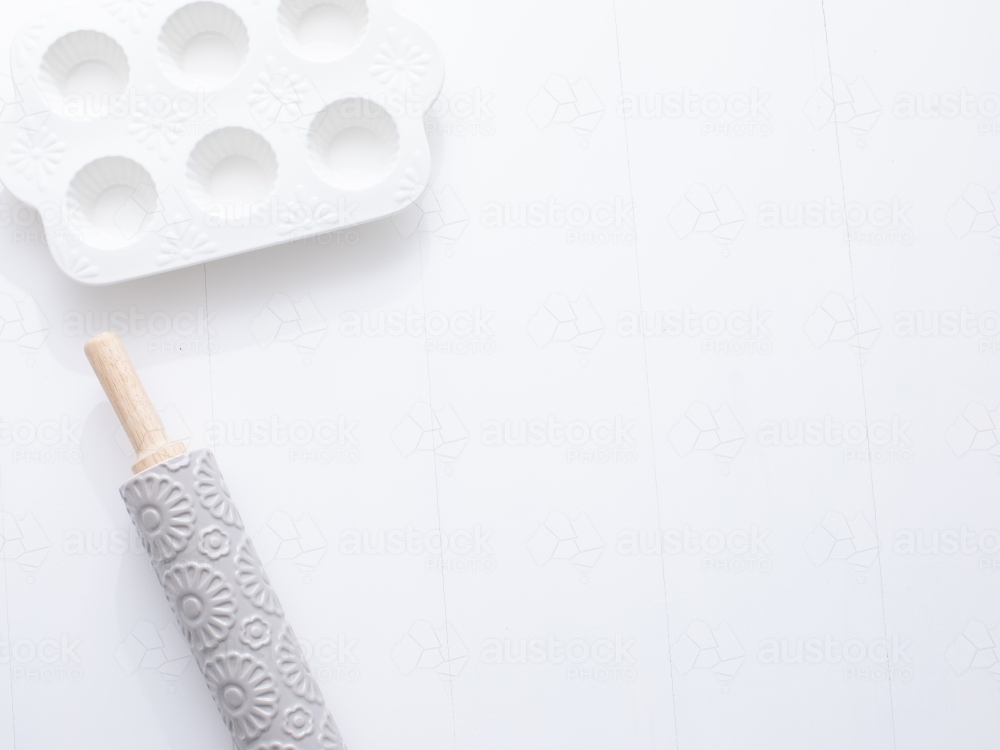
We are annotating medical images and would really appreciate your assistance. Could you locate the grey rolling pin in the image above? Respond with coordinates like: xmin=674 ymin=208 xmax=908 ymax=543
xmin=85 ymin=331 xmax=346 ymax=750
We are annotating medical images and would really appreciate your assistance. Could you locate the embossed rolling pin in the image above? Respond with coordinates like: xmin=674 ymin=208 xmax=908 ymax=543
xmin=85 ymin=331 xmax=345 ymax=750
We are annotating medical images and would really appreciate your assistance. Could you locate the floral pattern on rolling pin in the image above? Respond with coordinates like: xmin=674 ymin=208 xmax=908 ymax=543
xmin=163 ymin=561 xmax=237 ymax=651
xmin=240 ymin=615 xmax=272 ymax=651
xmin=204 ymin=652 xmax=278 ymax=742
xmin=194 ymin=450 xmax=244 ymax=529
xmin=319 ymin=710 xmax=346 ymax=750
xmin=124 ymin=449 xmax=344 ymax=749
xmin=276 ymin=624 xmax=324 ymax=704
xmin=236 ymin=539 xmax=284 ymax=616
xmin=198 ymin=525 xmax=231 ymax=560
xmin=163 ymin=453 xmax=191 ymax=472
xmin=282 ymin=705 xmax=314 ymax=740
xmin=121 ymin=473 xmax=194 ymax=563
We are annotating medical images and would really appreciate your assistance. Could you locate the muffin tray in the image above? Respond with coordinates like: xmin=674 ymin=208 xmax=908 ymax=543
xmin=0 ymin=0 xmax=444 ymax=284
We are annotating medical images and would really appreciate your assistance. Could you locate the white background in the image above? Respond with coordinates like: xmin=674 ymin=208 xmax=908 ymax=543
xmin=2 ymin=0 xmax=1000 ymax=748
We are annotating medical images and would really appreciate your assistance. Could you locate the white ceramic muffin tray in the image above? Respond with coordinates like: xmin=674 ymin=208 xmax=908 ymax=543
xmin=0 ymin=0 xmax=443 ymax=284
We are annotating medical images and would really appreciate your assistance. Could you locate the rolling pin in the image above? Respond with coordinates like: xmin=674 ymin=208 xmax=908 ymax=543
xmin=85 ymin=331 xmax=345 ymax=750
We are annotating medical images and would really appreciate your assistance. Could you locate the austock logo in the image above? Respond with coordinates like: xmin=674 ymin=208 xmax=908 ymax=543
xmin=893 ymin=525 xmax=1000 ymax=571
xmin=62 ymin=526 xmax=143 ymax=556
xmin=2 ymin=634 xmax=84 ymax=682
xmin=201 ymin=195 xmax=361 ymax=232
xmin=204 ymin=415 xmax=360 ymax=466
xmin=480 ymin=415 xmax=638 ymax=465
xmin=392 ymin=402 xmax=469 ymax=466
xmin=527 ymin=511 xmax=604 ymax=581
xmin=946 ymin=185 xmax=1000 ymax=244
xmin=116 ymin=620 xmax=192 ymax=687
xmin=251 ymin=293 xmax=327 ymax=361
xmin=893 ymin=89 xmax=1000 ymax=134
xmin=40 ymin=85 xmax=219 ymax=124
xmin=297 ymin=633 xmax=362 ymax=683
xmin=668 ymin=184 xmax=745 ymax=248
xmin=892 ymin=308 xmax=1000 ymax=353
xmin=617 ymin=306 xmax=772 ymax=356
xmin=758 ymin=633 xmax=913 ymax=681
xmin=340 ymin=524 xmax=496 ymax=574
xmin=480 ymin=633 xmax=636 ymax=682
xmin=804 ymin=76 xmax=881 ymax=145
xmin=947 ymin=622 xmax=1000 ymax=679
xmin=0 ymin=510 xmax=50 ymax=581
xmin=618 ymin=88 xmax=772 ymax=137
xmin=63 ymin=305 xmax=217 ymax=355
xmin=618 ymin=525 xmax=772 ymax=574
xmin=757 ymin=197 xmax=913 ymax=246
xmin=671 ymin=621 xmax=745 ymax=690
xmin=339 ymin=305 xmax=495 ymax=355
xmin=391 ymin=184 xmax=469 ymax=252
xmin=423 ymin=88 xmax=496 ymax=137
xmin=1 ymin=416 xmax=82 ymax=465
xmin=946 ymin=403 xmax=1000 ymax=460
xmin=528 ymin=293 xmax=604 ymax=363
xmin=392 ymin=620 xmax=468 ymax=688
xmin=480 ymin=197 xmax=635 ymax=246
xmin=757 ymin=415 xmax=913 ymax=464
xmin=254 ymin=511 xmax=328 ymax=583
xmin=0 ymin=288 xmax=49 ymax=359
xmin=805 ymin=293 xmax=880 ymax=359
xmin=804 ymin=512 xmax=879 ymax=583
xmin=669 ymin=403 xmax=746 ymax=467
xmin=527 ymin=74 xmax=604 ymax=144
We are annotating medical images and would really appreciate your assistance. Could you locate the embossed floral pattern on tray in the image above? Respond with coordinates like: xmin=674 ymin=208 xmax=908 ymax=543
xmin=7 ymin=129 xmax=65 ymax=190
xmin=156 ymin=225 xmax=219 ymax=267
xmin=101 ymin=0 xmax=154 ymax=32
xmin=371 ymin=28 xmax=430 ymax=90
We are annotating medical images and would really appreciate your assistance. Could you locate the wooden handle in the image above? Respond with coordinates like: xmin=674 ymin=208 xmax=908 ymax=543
xmin=85 ymin=331 xmax=186 ymax=474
